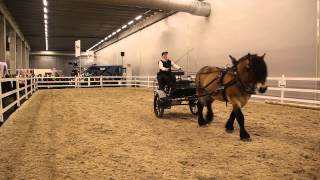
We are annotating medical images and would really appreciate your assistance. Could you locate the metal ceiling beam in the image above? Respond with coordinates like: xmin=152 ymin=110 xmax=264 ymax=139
xmin=0 ymin=0 xmax=30 ymax=49
xmin=3 ymin=0 xmax=152 ymax=51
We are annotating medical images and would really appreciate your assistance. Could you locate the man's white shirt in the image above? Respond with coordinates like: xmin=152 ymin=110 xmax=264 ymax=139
xmin=158 ymin=59 xmax=181 ymax=71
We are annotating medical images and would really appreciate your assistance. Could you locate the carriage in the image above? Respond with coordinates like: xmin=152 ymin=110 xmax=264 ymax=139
xmin=153 ymin=70 xmax=198 ymax=118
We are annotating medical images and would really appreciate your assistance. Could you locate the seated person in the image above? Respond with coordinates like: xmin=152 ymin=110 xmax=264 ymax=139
xmin=157 ymin=51 xmax=182 ymax=91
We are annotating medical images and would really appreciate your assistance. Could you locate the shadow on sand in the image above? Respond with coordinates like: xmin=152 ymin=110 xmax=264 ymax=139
xmin=159 ymin=112 xmax=196 ymax=121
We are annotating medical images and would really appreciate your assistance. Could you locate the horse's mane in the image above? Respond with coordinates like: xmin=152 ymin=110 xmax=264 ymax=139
xmin=239 ymin=54 xmax=268 ymax=82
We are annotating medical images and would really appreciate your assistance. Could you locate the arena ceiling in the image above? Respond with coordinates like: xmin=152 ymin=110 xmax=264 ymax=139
xmin=4 ymin=0 xmax=151 ymax=51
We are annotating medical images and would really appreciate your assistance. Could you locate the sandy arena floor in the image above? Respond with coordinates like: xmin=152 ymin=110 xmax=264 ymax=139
xmin=0 ymin=88 xmax=319 ymax=179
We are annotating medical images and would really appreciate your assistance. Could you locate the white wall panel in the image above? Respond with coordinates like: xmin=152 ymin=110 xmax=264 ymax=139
xmin=96 ymin=0 xmax=317 ymax=77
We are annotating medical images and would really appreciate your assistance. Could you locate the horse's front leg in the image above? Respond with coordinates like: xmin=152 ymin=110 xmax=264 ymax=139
xmin=205 ymin=100 xmax=214 ymax=123
xmin=234 ymin=107 xmax=250 ymax=140
xmin=197 ymin=101 xmax=207 ymax=127
xmin=225 ymin=110 xmax=236 ymax=133
xmin=230 ymin=98 xmax=250 ymax=140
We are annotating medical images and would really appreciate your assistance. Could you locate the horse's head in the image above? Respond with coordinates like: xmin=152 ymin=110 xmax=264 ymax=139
xmin=231 ymin=53 xmax=268 ymax=94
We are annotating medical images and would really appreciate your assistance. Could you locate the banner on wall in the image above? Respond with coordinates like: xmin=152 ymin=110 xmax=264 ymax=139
xmin=75 ymin=40 xmax=81 ymax=57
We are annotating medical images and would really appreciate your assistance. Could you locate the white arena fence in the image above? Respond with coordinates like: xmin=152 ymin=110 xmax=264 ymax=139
xmin=0 ymin=77 xmax=37 ymax=123
xmin=0 ymin=75 xmax=319 ymax=123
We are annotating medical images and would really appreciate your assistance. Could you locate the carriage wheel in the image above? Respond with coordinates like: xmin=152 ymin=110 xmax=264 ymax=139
xmin=189 ymin=101 xmax=198 ymax=115
xmin=154 ymin=94 xmax=164 ymax=118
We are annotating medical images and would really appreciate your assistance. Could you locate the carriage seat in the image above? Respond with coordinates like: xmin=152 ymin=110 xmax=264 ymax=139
xmin=171 ymin=70 xmax=184 ymax=76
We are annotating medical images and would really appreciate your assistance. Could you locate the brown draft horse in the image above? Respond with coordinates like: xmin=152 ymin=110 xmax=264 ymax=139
xmin=195 ymin=53 xmax=268 ymax=141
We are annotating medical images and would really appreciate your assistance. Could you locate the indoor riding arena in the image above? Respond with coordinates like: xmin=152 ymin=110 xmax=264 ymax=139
xmin=0 ymin=0 xmax=320 ymax=179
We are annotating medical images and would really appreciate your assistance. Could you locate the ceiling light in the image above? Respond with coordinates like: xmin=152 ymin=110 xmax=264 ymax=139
xmin=43 ymin=0 xmax=49 ymax=51
xmin=128 ymin=20 xmax=134 ymax=25
xmin=135 ymin=15 xmax=142 ymax=20
xmin=43 ymin=0 xmax=48 ymax=6
xmin=88 ymin=12 xmax=144 ymax=51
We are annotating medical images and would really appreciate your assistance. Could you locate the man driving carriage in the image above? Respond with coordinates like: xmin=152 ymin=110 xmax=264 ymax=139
xmin=157 ymin=51 xmax=182 ymax=91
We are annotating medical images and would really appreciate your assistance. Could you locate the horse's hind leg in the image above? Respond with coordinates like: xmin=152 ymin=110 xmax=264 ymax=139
xmin=225 ymin=110 xmax=236 ymax=133
xmin=205 ymin=99 xmax=214 ymax=124
xmin=197 ymin=101 xmax=207 ymax=127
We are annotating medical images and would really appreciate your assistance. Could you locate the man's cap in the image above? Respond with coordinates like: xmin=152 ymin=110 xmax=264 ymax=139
xmin=161 ymin=51 xmax=168 ymax=56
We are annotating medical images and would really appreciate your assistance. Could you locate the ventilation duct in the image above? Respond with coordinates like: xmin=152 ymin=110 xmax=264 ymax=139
xmin=103 ymin=0 xmax=211 ymax=17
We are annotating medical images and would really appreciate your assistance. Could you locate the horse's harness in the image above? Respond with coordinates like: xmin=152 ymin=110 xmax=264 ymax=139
xmin=197 ymin=65 xmax=256 ymax=103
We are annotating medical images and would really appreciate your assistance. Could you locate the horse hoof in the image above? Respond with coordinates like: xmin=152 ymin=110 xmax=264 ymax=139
xmin=240 ymin=131 xmax=250 ymax=141
xmin=206 ymin=118 xmax=214 ymax=123
xmin=225 ymin=129 xmax=234 ymax=133
xmin=198 ymin=123 xmax=208 ymax=127
xmin=240 ymin=137 xmax=251 ymax=142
